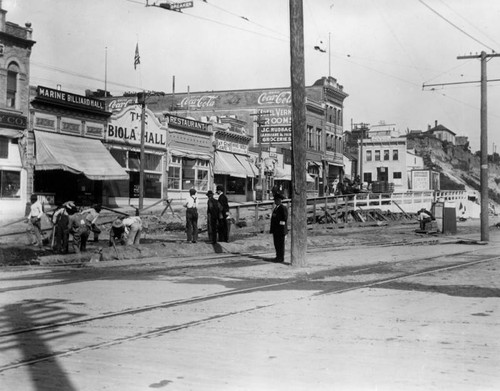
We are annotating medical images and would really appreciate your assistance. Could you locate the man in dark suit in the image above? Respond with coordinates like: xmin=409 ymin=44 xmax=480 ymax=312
xmin=270 ymin=193 xmax=288 ymax=262
xmin=216 ymin=185 xmax=230 ymax=242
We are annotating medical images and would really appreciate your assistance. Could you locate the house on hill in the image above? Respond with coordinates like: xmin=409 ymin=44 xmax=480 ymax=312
xmin=427 ymin=121 xmax=456 ymax=145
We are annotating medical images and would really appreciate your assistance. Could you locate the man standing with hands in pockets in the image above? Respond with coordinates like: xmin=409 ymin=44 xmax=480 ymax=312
xmin=270 ymin=193 xmax=288 ymax=263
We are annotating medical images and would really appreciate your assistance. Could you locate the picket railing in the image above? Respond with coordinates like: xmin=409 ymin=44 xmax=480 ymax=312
xmin=230 ymin=190 xmax=468 ymax=226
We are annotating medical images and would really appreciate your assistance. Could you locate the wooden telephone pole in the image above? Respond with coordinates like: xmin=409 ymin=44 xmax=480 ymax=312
xmin=289 ymin=0 xmax=307 ymax=267
xmin=457 ymin=51 xmax=500 ymax=242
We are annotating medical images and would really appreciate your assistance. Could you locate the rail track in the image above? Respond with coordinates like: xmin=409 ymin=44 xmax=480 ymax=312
xmin=1 ymin=245 xmax=498 ymax=373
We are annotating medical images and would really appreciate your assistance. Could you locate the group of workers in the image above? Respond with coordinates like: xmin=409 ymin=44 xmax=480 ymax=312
xmin=26 ymin=194 xmax=143 ymax=254
xmin=25 ymin=186 xmax=289 ymax=263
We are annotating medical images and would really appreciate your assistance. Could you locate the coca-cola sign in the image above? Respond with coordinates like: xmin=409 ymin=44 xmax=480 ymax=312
xmin=257 ymin=90 xmax=292 ymax=105
xmin=180 ymin=95 xmax=219 ymax=108
xmin=107 ymin=98 xmax=136 ymax=112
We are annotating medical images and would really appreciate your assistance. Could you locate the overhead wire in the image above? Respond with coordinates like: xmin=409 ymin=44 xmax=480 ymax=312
xmin=437 ymin=0 xmax=500 ymax=50
xmin=418 ymin=0 xmax=496 ymax=52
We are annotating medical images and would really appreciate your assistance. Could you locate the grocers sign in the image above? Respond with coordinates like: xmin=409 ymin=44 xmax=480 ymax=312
xmin=107 ymin=106 xmax=167 ymax=148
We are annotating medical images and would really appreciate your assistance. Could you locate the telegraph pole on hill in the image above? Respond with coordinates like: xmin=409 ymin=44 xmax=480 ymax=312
xmin=457 ymin=51 xmax=500 ymax=242
xmin=289 ymin=0 xmax=307 ymax=267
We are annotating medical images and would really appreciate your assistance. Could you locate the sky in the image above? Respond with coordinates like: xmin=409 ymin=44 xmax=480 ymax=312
xmin=4 ymin=0 xmax=500 ymax=152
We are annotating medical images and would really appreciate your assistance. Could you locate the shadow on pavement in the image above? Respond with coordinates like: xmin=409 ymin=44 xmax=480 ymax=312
xmin=0 ymin=298 xmax=87 ymax=391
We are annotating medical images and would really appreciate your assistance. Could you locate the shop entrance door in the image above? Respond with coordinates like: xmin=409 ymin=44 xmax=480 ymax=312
xmin=377 ymin=167 xmax=388 ymax=182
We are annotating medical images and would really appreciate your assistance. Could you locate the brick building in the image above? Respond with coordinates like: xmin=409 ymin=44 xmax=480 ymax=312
xmin=0 ymin=1 xmax=35 ymax=222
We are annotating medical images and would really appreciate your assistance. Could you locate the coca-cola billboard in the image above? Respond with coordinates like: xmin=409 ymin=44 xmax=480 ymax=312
xmin=180 ymin=95 xmax=219 ymax=108
xmin=257 ymin=90 xmax=292 ymax=106
xmin=106 ymin=97 xmax=137 ymax=113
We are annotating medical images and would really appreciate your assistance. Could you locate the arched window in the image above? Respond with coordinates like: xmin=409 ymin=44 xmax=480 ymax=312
xmin=7 ymin=63 xmax=20 ymax=109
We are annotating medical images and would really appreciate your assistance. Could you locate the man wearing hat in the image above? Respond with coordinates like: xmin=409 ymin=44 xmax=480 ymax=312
xmin=123 ymin=215 xmax=143 ymax=245
xmin=109 ymin=219 xmax=126 ymax=246
xmin=216 ymin=185 xmax=230 ymax=242
xmin=184 ymin=188 xmax=199 ymax=243
xmin=51 ymin=201 xmax=74 ymax=253
xmin=206 ymin=190 xmax=219 ymax=244
xmin=270 ymin=193 xmax=288 ymax=263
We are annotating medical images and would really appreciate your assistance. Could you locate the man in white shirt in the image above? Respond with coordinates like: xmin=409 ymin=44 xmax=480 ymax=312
xmin=26 ymin=194 xmax=44 ymax=248
xmin=123 ymin=216 xmax=143 ymax=245
xmin=184 ymin=188 xmax=198 ymax=243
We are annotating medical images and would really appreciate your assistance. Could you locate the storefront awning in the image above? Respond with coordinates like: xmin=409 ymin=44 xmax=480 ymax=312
xmin=214 ymin=151 xmax=247 ymax=178
xmin=275 ymin=165 xmax=291 ymax=181
xmin=35 ymin=131 xmax=129 ymax=180
xmin=274 ymin=165 xmax=315 ymax=182
xmin=235 ymin=155 xmax=257 ymax=177
xmin=170 ymin=148 xmax=212 ymax=161
xmin=0 ymin=128 xmax=23 ymax=138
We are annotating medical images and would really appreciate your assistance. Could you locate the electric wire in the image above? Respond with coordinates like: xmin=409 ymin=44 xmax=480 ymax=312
xmin=418 ymin=0 xmax=496 ymax=52
xmin=437 ymin=0 xmax=500 ymax=50
xmin=194 ymin=0 xmax=289 ymax=39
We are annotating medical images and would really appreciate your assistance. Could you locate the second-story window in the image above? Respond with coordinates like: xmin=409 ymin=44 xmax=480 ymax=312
xmin=6 ymin=63 xmax=20 ymax=109
xmin=366 ymin=150 xmax=372 ymax=161
xmin=375 ymin=150 xmax=381 ymax=161
xmin=316 ymin=128 xmax=322 ymax=151
xmin=307 ymin=125 xmax=314 ymax=148
xmin=393 ymin=150 xmax=399 ymax=160
xmin=384 ymin=150 xmax=390 ymax=160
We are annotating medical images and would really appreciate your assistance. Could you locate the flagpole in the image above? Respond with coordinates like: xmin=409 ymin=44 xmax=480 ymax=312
xmin=104 ymin=46 xmax=108 ymax=97
xmin=328 ymin=32 xmax=331 ymax=78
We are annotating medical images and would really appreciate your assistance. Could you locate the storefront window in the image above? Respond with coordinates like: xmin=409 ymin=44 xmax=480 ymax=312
xmin=0 ymin=170 xmax=21 ymax=198
xmin=110 ymin=149 xmax=127 ymax=167
xmin=227 ymin=177 xmax=246 ymax=195
xmin=196 ymin=169 xmax=209 ymax=191
xmin=0 ymin=137 xmax=9 ymax=159
xmin=129 ymin=172 xmax=161 ymax=198
xmin=168 ymin=157 xmax=210 ymax=191
xmin=145 ymin=153 xmax=162 ymax=171
xmin=182 ymin=158 xmax=196 ymax=190
xmin=128 ymin=151 xmax=141 ymax=170
xmin=168 ymin=166 xmax=180 ymax=189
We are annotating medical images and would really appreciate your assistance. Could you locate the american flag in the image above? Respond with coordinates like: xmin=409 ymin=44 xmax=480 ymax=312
xmin=134 ymin=43 xmax=140 ymax=70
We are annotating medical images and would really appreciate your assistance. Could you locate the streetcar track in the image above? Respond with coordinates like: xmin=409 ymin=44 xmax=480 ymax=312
xmin=1 ymin=252 xmax=499 ymax=373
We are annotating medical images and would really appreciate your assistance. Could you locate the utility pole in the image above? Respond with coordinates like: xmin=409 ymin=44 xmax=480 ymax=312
xmin=457 ymin=51 xmax=500 ymax=242
xmin=250 ymin=111 xmax=271 ymax=200
xmin=354 ymin=123 xmax=369 ymax=185
xmin=289 ymin=0 xmax=307 ymax=267
xmin=138 ymin=91 xmax=147 ymax=212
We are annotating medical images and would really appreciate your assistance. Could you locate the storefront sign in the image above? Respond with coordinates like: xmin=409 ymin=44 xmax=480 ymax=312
xmin=259 ymin=125 xmax=292 ymax=144
xmin=179 ymin=95 xmax=219 ymax=109
xmin=107 ymin=106 xmax=167 ymax=148
xmin=165 ymin=114 xmax=208 ymax=131
xmin=107 ymin=97 xmax=136 ymax=112
xmin=37 ymin=86 xmax=105 ymax=111
xmin=257 ymin=90 xmax=292 ymax=106
xmin=0 ymin=112 xmax=27 ymax=129
xmin=412 ymin=170 xmax=430 ymax=190
xmin=216 ymin=139 xmax=248 ymax=154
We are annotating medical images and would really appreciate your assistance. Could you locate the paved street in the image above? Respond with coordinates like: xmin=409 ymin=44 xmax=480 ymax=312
xmin=1 ymin=226 xmax=500 ymax=390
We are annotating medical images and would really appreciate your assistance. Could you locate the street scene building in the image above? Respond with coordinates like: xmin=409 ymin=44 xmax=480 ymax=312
xmin=0 ymin=6 xmax=34 ymax=221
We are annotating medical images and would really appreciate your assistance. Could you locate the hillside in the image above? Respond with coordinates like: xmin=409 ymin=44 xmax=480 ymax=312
xmin=407 ymin=134 xmax=500 ymax=209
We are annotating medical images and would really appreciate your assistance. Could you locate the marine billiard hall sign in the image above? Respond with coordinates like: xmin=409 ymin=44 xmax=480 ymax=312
xmin=36 ymin=86 xmax=106 ymax=111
